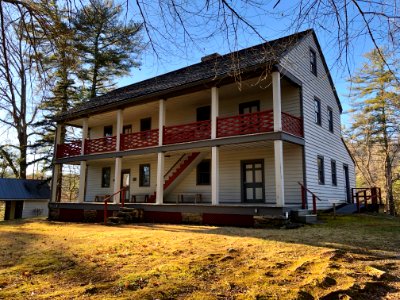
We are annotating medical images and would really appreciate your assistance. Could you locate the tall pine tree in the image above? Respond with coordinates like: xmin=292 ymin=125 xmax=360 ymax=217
xmin=348 ymin=49 xmax=400 ymax=215
xmin=73 ymin=0 xmax=143 ymax=98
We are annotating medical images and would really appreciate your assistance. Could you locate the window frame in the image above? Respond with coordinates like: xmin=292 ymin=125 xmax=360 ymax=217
xmin=103 ymin=125 xmax=113 ymax=137
xmin=139 ymin=164 xmax=151 ymax=187
xmin=327 ymin=106 xmax=334 ymax=133
xmin=317 ymin=156 xmax=325 ymax=185
xmin=331 ymin=159 xmax=337 ymax=186
xmin=101 ymin=167 xmax=111 ymax=188
xmin=239 ymin=100 xmax=260 ymax=114
xmin=310 ymin=48 xmax=317 ymax=76
xmin=314 ymin=98 xmax=322 ymax=126
xmin=196 ymin=159 xmax=211 ymax=185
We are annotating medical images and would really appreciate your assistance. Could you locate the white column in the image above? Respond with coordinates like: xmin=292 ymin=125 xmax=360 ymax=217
xmin=51 ymin=164 xmax=61 ymax=202
xmin=81 ymin=118 xmax=88 ymax=154
xmin=272 ymin=71 xmax=282 ymax=132
xmin=116 ymin=109 xmax=123 ymax=151
xmin=211 ymin=87 xmax=219 ymax=139
xmin=156 ymin=152 xmax=165 ymax=204
xmin=113 ymin=157 xmax=122 ymax=203
xmin=274 ymin=140 xmax=285 ymax=206
xmin=78 ymin=161 xmax=87 ymax=203
xmin=211 ymin=146 xmax=219 ymax=205
xmin=158 ymin=99 xmax=166 ymax=145
xmin=51 ymin=124 xmax=62 ymax=202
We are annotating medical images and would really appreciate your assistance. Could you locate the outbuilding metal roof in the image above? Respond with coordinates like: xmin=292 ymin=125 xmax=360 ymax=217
xmin=0 ymin=179 xmax=50 ymax=201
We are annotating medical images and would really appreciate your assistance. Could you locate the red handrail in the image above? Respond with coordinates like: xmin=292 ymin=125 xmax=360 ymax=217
xmin=103 ymin=186 xmax=128 ymax=225
xmin=120 ymin=129 xmax=159 ymax=151
xmin=163 ymin=120 xmax=211 ymax=144
xmin=56 ymin=140 xmax=82 ymax=158
xmin=85 ymin=136 xmax=117 ymax=154
xmin=352 ymin=187 xmax=381 ymax=212
xmin=298 ymin=182 xmax=321 ymax=214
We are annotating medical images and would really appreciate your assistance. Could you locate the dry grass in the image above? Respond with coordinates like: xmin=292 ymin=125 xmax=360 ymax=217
xmin=0 ymin=214 xmax=399 ymax=299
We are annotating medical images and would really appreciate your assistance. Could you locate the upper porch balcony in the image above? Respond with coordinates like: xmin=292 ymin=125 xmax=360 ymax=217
xmin=56 ymin=109 xmax=303 ymax=159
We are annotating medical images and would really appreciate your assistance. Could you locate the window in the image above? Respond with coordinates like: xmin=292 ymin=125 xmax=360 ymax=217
xmin=140 ymin=118 xmax=151 ymax=131
xmin=104 ymin=125 xmax=113 ymax=137
xmin=139 ymin=164 xmax=150 ymax=187
xmin=197 ymin=160 xmax=211 ymax=185
xmin=331 ymin=160 xmax=337 ymax=186
xmin=310 ymin=49 xmax=317 ymax=75
xmin=314 ymin=98 xmax=321 ymax=125
xmin=123 ymin=125 xmax=132 ymax=134
xmin=196 ymin=106 xmax=211 ymax=121
xmin=101 ymin=167 xmax=111 ymax=188
xmin=239 ymin=100 xmax=260 ymax=114
xmin=317 ymin=156 xmax=325 ymax=185
xmin=328 ymin=107 xmax=334 ymax=133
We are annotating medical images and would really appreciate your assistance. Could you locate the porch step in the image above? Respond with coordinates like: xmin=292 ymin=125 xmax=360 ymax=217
xmin=296 ymin=214 xmax=318 ymax=224
xmin=107 ymin=208 xmax=144 ymax=225
xmin=291 ymin=209 xmax=318 ymax=224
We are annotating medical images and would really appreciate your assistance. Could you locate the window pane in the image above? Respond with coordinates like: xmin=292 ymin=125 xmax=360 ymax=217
xmin=255 ymin=170 xmax=262 ymax=182
xmin=246 ymin=170 xmax=253 ymax=182
xmin=255 ymin=188 xmax=263 ymax=199
xmin=140 ymin=164 xmax=150 ymax=186
xmin=246 ymin=188 xmax=253 ymax=200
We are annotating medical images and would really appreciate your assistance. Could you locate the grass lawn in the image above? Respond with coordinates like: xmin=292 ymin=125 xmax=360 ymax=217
xmin=0 ymin=215 xmax=399 ymax=299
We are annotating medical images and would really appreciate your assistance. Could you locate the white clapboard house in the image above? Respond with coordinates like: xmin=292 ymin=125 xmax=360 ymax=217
xmin=49 ymin=29 xmax=355 ymax=225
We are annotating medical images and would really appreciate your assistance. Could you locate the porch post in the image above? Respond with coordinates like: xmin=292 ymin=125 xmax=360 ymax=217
xmin=113 ymin=157 xmax=122 ymax=203
xmin=158 ymin=99 xmax=166 ymax=145
xmin=51 ymin=124 xmax=62 ymax=202
xmin=211 ymin=146 xmax=219 ymax=205
xmin=274 ymin=140 xmax=285 ymax=206
xmin=211 ymin=87 xmax=219 ymax=139
xmin=272 ymin=71 xmax=282 ymax=132
xmin=116 ymin=109 xmax=123 ymax=151
xmin=156 ymin=152 xmax=165 ymax=204
xmin=78 ymin=118 xmax=89 ymax=203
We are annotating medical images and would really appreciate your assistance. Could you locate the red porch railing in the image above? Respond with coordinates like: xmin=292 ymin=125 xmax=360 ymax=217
xmin=352 ymin=187 xmax=382 ymax=212
xmin=163 ymin=120 xmax=211 ymax=144
xmin=217 ymin=110 xmax=274 ymax=138
xmin=298 ymin=182 xmax=321 ymax=214
xmin=103 ymin=186 xmax=127 ymax=225
xmin=56 ymin=140 xmax=82 ymax=159
xmin=120 ymin=129 xmax=159 ymax=151
xmin=84 ymin=136 xmax=116 ymax=154
xmin=282 ymin=112 xmax=303 ymax=137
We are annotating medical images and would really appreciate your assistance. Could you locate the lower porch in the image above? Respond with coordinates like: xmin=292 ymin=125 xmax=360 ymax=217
xmin=48 ymin=201 xmax=299 ymax=227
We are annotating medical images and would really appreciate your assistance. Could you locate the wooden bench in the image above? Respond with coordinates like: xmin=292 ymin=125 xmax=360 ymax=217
xmin=131 ymin=194 xmax=150 ymax=203
xmin=177 ymin=193 xmax=202 ymax=204
xmin=94 ymin=195 xmax=111 ymax=202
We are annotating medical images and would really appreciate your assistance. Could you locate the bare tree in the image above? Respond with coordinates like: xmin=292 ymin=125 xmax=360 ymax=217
xmin=0 ymin=7 xmax=43 ymax=178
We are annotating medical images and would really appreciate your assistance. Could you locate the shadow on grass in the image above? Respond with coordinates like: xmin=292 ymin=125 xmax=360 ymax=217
xmin=0 ymin=221 xmax=115 ymax=298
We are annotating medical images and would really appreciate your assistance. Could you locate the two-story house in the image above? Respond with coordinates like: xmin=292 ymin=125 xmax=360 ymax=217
xmin=49 ymin=29 xmax=355 ymax=226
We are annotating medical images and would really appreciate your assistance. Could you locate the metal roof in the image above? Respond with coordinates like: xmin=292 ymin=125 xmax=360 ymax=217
xmin=0 ymin=179 xmax=50 ymax=201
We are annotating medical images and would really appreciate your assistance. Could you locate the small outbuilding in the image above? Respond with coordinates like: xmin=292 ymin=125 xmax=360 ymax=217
xmin=0 ymin=179 xmax=50 ymax=221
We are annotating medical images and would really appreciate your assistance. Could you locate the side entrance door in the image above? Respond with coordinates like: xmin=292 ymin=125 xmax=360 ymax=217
xmin=121 ymin=169 xmax=130 ymax=202
xmin=241 ymin=160 xmax=265 ymax=203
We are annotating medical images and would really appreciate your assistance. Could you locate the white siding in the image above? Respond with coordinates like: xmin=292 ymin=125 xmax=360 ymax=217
xmin=22 ymin=200 xmax=48 ymax=218
xmin=84 ymin=142 xmax=303 ymax=205
xmin=281 ymin=33 xmax=356 ymax=209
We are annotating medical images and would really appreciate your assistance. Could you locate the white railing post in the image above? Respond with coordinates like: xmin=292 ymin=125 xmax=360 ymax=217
xmin=116 ymin=109 xmax=123 ymax=151
xmin=113 ymin=157 xmax=122 ymax=203
xmin=274 ymin=140 xmax=285 ymax=206
xmin=156 ymin=152 xmax=165 ymax=204
xmin=51 ymin=124 xmax=62 ymax=202
xmin=211 ymin=87 xmax=219 ymax=139
xmin=211 ymin=146 xmax=220 ymax=205
xmin=158 ymin=99 xmax=166 ymax=145
xmin=272 ymin=71 xmax=282 ymax=132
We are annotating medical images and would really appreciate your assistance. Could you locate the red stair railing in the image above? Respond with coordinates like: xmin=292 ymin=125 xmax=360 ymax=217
xmin=298 ymin=182 xmax=321 ymax=214
xmin=164 ymin=152 xmax=200 ymax=190
xmin=103 ymin=186 xmax=128 ymax=225
xmin=163 ymin=121 xmax=211 ymax=144
xmin=352 ymin=187 xmax=382 ymax=212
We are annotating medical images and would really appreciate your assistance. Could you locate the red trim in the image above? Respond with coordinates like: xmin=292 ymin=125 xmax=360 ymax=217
xmin=120 ymin=129 xmax=159 ymax=151
xmin=202 ymin=213 xmax=254 ymax=227
xmin=164 ymin=153 xmax=200 ymax=189
xmin=217 ymin=110 xmax=274 ymax=138
xmin=163 ymin=120 xmax=211 ymax=144
xmin=56 ymin=140 xmax=82 ymax=158
xmin=282 ymin=112 xmax=303 ymax=137
xmin=85 ymin=136 xmax=116 ymax=154
xmin=144 ymin=211 xmax=182 ymax=223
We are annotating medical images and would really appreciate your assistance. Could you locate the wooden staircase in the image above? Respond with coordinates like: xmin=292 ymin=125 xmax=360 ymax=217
xmin=147 ymin=152 xmax=206 ymax=202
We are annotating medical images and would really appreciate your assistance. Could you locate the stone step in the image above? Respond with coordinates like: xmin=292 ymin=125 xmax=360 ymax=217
xmin=296 ymin=214 xmax=318 ymax=224
xmin=291 ymin=209 xmax=311 ymax=217
xmin=107 ymin=216 xmax=122 ymax=224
